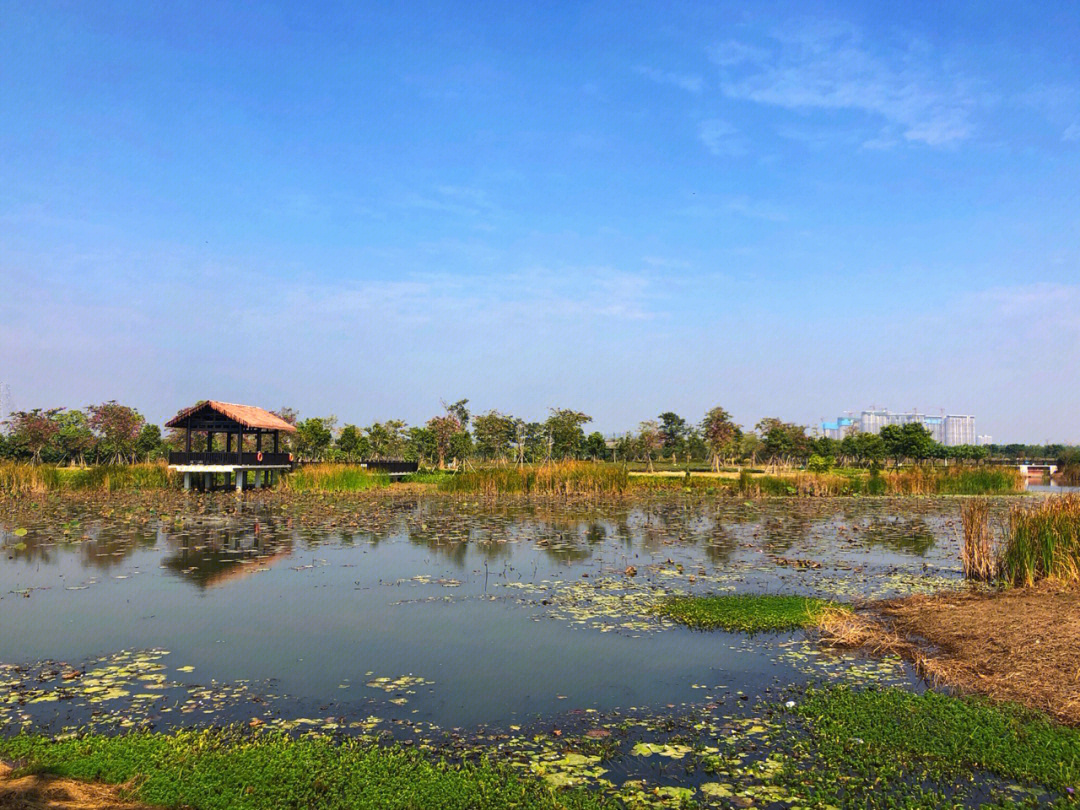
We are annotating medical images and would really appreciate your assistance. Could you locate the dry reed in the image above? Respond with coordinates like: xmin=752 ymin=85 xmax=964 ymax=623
xmin=960 ymin=499 xmax=998 ymax=581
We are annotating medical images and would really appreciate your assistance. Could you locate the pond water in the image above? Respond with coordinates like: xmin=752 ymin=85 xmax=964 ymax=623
xmin=0 ymin=492 xmax=983 ymax=739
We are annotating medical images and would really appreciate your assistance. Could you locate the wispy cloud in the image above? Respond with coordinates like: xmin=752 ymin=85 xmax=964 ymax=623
xmin=635 ymin=65 xmax=704 ymax=93
xmin=396 ymin=185 xmax=500 ymax=218
xmin=698 ymin=119 xmax=745 ymax=157
xmin=713 ymin=24 xmax=977 ymax=146
xmin=1064 ymin=121 xmax=1080 ymax=143
xmin=679 ymin=194 xmax=786 ymax=222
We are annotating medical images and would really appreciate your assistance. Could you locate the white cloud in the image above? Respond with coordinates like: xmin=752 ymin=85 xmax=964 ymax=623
xmin=698 ymin=119 xmax=745 ymax=157
xmin=713 ymin=25 xmax=976 ymax=146
xmin=1063 ymin=121 xmax=1080 ymax=143
xmin=635 ymin=66 xmax=704 ymax=93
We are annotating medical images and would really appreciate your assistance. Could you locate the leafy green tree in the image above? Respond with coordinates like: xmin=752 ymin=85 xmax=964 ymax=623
xmin=702 ymin=407 xmax=739 ymax=471
xmin=637 ymin=420 xmax=663 ymax=471
xmin=87 ymin=401 xmax=145 ymax=464
xmin=584 ymin=432 xmax=608 ymax=461
xmin=737 ymin=432 xmax=763 ymax=466
xmin=427 ymin=414 xmax=461 ymax=468
xmin=406 ymin=426 xmax=435 ymax=465
xmin=294 ymin=417 xmax=335 ymax=461
xmin=543 ymin=408 xmax=591 ymax=460
xmin=56 ymin=410 xmax=96 ymax=465
xmin=443 ymin=399 xmax=471 ymax=430
xmin=880 ymin=423 xmax=938 ymax=466
xmin=367 ymin=420 xmax=408 ymax=459
xmin=5 ymin=408 xmax=63 ymax=463
xmin=336 ymin=425 xmax=370 ymax=460
xmin=135 ymin=424 xmax=164 ymax=462
xmin=657 ymin=412 xmax=689 ymax=460
xmin=756 ymin=418 xmax=811 ymax=467
xmin=449 ymin=429 xmax=473 ymax=466
xmin=473 ymin=411 xmax=515 ymax=461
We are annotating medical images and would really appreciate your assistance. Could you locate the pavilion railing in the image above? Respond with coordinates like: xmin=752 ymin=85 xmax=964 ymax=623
xmin=168 ymin=451 xmax=293 ymax=466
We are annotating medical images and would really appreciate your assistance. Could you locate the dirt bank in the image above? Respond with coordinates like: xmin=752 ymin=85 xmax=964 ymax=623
xmin=821 ymin=583 xmax=1080 ymax=724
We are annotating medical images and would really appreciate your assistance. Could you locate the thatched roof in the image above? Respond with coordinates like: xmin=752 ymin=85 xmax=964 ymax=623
xmin=165 ymin=400 xmax=297 ymax=432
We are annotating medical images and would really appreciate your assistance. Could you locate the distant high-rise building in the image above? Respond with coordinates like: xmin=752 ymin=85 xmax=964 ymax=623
xmin=977 ymin=434 xmax=993 ymax=446
xmin=821 ymin=408 xmax=977 ymax=447
xmin=944 ymin=415 xmax=976 ymax=446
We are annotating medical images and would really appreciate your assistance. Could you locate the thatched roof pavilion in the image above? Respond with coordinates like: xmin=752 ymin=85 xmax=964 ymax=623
xmin=165 ymin=400 xmax=296 ymax=490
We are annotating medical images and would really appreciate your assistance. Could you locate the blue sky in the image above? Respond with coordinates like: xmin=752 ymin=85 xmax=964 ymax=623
xmin=2 ymin=1 xmax=1078 ymax=441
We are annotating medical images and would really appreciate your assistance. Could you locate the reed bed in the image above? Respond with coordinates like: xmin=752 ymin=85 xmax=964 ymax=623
xmin=0 ymin=462 xmax=177 ymax=493
xmin=1000 ymin=495 xmax=1080 ymax=586
xmin=64 ymin=464 xmax=179 ymax=491
xmin=440 ymin=462 xmax=629 ymax=496
xmin=960 ymin=499 xmax=998 ymax=581
xmin=281 ymin=464 xmax=390 ymax=492
xmin=884 ymin=466 xmax=1023 ymax=496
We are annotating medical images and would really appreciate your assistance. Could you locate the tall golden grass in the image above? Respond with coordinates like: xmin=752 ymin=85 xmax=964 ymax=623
xmin=1000 ymin=495 xmax=1080 ymax=586
xmin=440 ymin=462 xmax=629 ymax=496
xmin=0 ymin=462 xmax=178 ymax=494
xmin=960 ymin=499 xmax=998 ymax=581
xmin=884 ymin=466 xmax=1023 ymax=495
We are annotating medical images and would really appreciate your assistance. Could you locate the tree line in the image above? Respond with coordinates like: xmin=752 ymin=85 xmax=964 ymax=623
xmin=2 ymin=399 xmax=1077 ymax=469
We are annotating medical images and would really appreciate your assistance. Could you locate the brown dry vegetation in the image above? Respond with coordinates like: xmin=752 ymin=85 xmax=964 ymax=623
xmin=0 ymin=763 xmax=149 ymax=810
xmin=820 ymin=584 xmax=1080 ymax=724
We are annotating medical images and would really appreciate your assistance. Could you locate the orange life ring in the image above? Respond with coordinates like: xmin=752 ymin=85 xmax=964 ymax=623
xmin=288 ymin=453 xmax=294 ymax=462
xmin=256 ymin=451 xmax=264 ymax=462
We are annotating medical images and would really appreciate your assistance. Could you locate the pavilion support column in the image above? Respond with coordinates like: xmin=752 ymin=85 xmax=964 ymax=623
xmin=236 ymin=470 xmax=245 ymax=493
xmin=184 ymin=472 xmax=192 ymax=491
xmin=203 ymin=472 xmax=212 ymax=490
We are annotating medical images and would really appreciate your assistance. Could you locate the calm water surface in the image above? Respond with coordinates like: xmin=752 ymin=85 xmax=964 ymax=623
xmin=0 ymin=494 xmax=979 ymax=731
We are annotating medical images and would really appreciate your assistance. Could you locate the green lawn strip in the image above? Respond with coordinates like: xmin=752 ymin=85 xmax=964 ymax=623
xmin=656 ymin=593 xmax=845 ymax=632
xmin=0 ymin=729 xmax=616 ymax=810
xmin=782 ymin=685 xmax=1080 ymax=806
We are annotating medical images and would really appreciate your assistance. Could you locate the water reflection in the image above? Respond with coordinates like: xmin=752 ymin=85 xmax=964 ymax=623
xmin=0 ymin=493 xmax=991 ymax=593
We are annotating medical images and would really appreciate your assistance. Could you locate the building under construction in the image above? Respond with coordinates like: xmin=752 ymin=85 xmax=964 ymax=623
xmin=821 ymin=409 xmax=976 ymax=446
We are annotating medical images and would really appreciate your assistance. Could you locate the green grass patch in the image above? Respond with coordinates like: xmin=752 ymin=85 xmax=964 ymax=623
xmin=1000 ymin=494 xmax=1080 ymax=585
xmin=656 ymin=593 xmax=845 ymax=632
xmin=439 ymin=462 xmax=628 ymax=496
xmin=783 ymin=685 xmax=1080 ymax=805
xmin=0 ymin=728 xmax=614 ymax=810
xmin=398 ymin=469 xmax=452 ymax=485
xmin=280 ymin=464 xmax=390 ymax=492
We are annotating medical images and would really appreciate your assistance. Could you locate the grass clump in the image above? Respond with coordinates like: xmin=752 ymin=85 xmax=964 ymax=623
xmin=884 ymin=466 xmax=1023 ymax=495
xmin=280 ymin=464 xmax=390 ymax=492
xmin=0 ymin=462 xmax=61 ymax=494
xmin=960 ymin=498 xmax=999 ymax=581
xmin=785 ymin=685 xmax=1080 ymax=805
xmin=0 ymin=728 xmax=615 ymax=810
xmin=1000 ymin=495 xmax=1080 ymax=586
xmin=0 ymin=462 xmax=178 ymax=493
xmin=440 ymin=462 xmax=628 ymax=496
xmin=656 ymin=593 xmax=845 ymax=632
